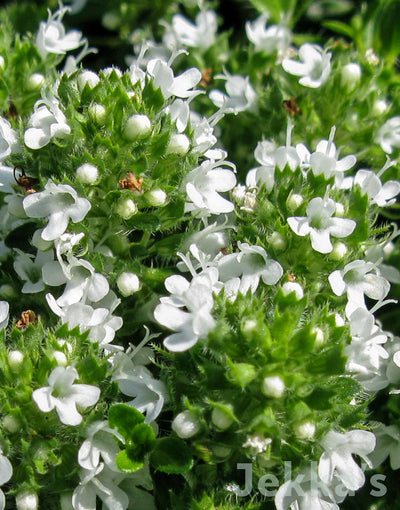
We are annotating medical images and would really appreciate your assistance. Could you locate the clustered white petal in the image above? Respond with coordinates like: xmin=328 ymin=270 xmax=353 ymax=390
xmin=282 ymin=43 xmax=332 ymax=88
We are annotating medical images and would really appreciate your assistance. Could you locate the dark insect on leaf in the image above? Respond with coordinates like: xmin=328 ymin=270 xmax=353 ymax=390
xmin=14 ymin=166 xmax=40 ymax=194
xmin=282 ymin=97 xmax=302 ymax=116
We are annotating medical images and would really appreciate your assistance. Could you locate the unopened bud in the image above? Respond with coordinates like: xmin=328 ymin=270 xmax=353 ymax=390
xmin=341 ymin=63 xmax=362 ymax=92
xmin=286 ymin=193 xmax=304 ymax=212
xmin=172 ymin=410 xmax=200 ymax=438
xmin=372 ymin=99 xmax=389 ymax=117
xmin=16 ymin=491 xmax=39 ymax=510
xmin=330 ymin=242 xmax=348 ymax=261
xmin=0 ymin=55 xmax=4 ymax=70
xmin=117 ymin=272 xmax=140 ymax=296
xmin=76 ymin=163 xmax=99 ymax=185
xmin=281 ymin=281 xmax=304 ymax=300
xmin=53 ymin=351 xmax=67 ymax=366
xmin=124 ymin=114 xmax=152 ymax=140
xmin=269 ymin=231 xmax=287 ymax=251
xmin=27 ymin=73 xmax=45 ymax=91
xmin=261 ymin=375 xmax=285 ymax=398
xmin=88 ymin=103 xmax=107 ymax=125
xmin=77 ymin=70 xmax=100 ymax=90
xmin=211 ymin=407 xmax=234 ymax=430
xmin=8 ymin=350 xmax=24 ymax=371
xmin=312 ymin=327 xmax=325 ymax=348
xmin=116 ymin=198 xmax=138 ymax=219
xmin=294 ymin=420 xmax=316 ymax=439
xmin=167 ymin=134 xmax=190 ymax=156
xmin=2 ymin=414 xmax=21 ymax=433
xmin=145 ymin=189 xmax=167 ymax=207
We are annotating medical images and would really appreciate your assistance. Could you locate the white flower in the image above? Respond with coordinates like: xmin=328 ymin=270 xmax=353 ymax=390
xmin=182 ymin=158 xmax=236 ymax=215
xmin=340 ymin=63 xmax=362 ymax=92
xmin=191 ymin=116 xmax=217 ymax=155
xmin=23 ymin=180 xmax=91 ymax=241
xmin=32 ymin=366 xmax=100 ymax=426
xmin=328 ymin=260 xmax=390 ymax=316
xmin=0 ymin=449 xmax=13 ymax=510
xmin=0 ymin=301 xmax=9 ymax=330
xmin=13 ymin=249 xmax=55 ymax=293
xmin=217 ymin=242 xmax=283 ymax=295
xmin=282 ymin=43 xmax=332 ymax=88
xmin=369 ymin=424 xmax=400 ymax=469
xmin=170 ymin=10 xmax=218 ymax=50
xmin=24 ymin=93 xmax=71 ymax=149
xmin=112 ymin=356 xmax=167 ymax=423
xmin=72 ymin=464 xmax=129 ymax=510
xmin=36 ymin=6 xmax=85 ymax=58
xmin=245 ymin=14 xmax=291 ymax=55
xmin=78 ymin=421 xmax=123 ymax=471
xmin=146 ymin=58 xmax=202 ymax=100
xmin=154 ymin=272 xmax=216 ymax=352
xmin=354 ymin=168 xmax=400 ymax=207
xmin=209 ymin=71 xmax=257 ymax=114
xmin=0 ymin=117 xmax=20 ymax=161
xmin=275 ymin=466 xmax=347 ymax=510
xmin=287 ymin=197 xmax=356 ymax=254
xmin=376 ymin=116 xmax=400 ymax=154
xmin=46 ymin=292 xmax=123 ymax=350
xmin=318 ymin=429 xmax=376 ymax=490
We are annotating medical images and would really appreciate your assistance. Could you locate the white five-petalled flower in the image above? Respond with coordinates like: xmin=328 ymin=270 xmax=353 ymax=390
xmin=287 ymin=196 xmax=356 ymax=254
xmin=282 ymin=43 xmax=332 ymax=88
xmin=32 ymin=366 xmax=100 ymax=426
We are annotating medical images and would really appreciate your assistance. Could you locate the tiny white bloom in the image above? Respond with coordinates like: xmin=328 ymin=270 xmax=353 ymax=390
xmin=117 ymin=272 xmax=140 ymax=296
xmin=209 ymin=71 xmax=257 ymax=114
xmin=170 ymin=10 xmax=218 ymax=50
xmin=32 ymin=366 xmax=100 ymax=426
xmin=340 ymin=63 xmax=362 ymax=91
xmin=318 ymin=429 xmax=376 ymax=490
xmin=282 ymin=43 xmax=332 ymax=88
xmin=23 ymin=180 xmax=91 ymax=241
xmin=354 ymin=168 xmax=400 ymax=207
xmin=115 ymin=198 xmax=137 ymax=219
xmin=77 ymin=70 xmax=100 ymax=90
xmin=0 ymin=116 xmax=21 ymax=161
xmin=24 ymin=93 xmax=71 ymax=149
xmin=287 ymin=196 xmax=356 ymax=254
xmin=27 ymin=73 xmax=45 ymax=91
xmin=147 ymin=58 xmax=202 ymax=100
xmin=369 ymin=424 xmax=400 ymax=470
xmin=76 ymin=163 xmax=99 ymax=185
xmin=281 ymin=281 xmax=304 ymax=300
xmin=124 ymin=114 xmax=152 ymax=140
xmin=376 ymin=116 xmax=400 ymax=154
xmin=78 ymin=420 xmax=123 ymax=471
xmin=328 ymin=260 xmax=390 ymax=316
xmin=246 ymin=14 xmax=291 ymax=55
xmin=261 ymin=375 xmax=285 ymax=398
xmin=36 ymin=6 xmax=85 ymax=58
xmin=166 ymin=133 xmax=190 ymax=155
xmin=13 ymin=249 xmax=55 ymax=293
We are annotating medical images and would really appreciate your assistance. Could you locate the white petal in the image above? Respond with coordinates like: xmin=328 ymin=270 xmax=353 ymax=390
xmin=287 ymin=216 xmax=311 ymax=237
xmin=328 ymin=218 xmax=356 ymax=238
xmin=310 ymin=229 xmax=333 ymax=253
xmin=71 ymin=384 xmax=101 ymax=407
xmin=32 ymin=387 xmax=55 ymax=413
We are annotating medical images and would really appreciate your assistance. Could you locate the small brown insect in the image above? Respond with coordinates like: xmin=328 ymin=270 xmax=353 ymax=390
xmin=16 ymin=310 xmax=38 ymax=330
xmin=14 ymin=166 xmax=40 ymax=194
xmin=282 ymin=97 xmax=302 ymax=117
xmin=119 ymin=172 xmax=144 ymax=192
xmin=200 ymin=67 xmax=213 ymax=88
xmin=288 ymin=272 xmax=297 ymax=282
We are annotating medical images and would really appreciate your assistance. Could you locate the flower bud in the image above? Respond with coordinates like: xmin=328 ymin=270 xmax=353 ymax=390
xmin=167 ymin=134 xmax=190 ymax=156
xmin=261 ymin=375 xmax=285 ymax=398
xmin=88 ymin=103 xmax=107 ymax=125
xmin=232 ymin=185 xmax=247 ymax=204
xmin=0 ymin=55 xmax=4 ymax=70
xmin=8 ymin=350 xmax=24 ymax=371
xmin=335 ymin=202 xmax=345 ymax=217
xmin=77 ymin=70 xmax=100 ymax=90
xmin=0 ymin=284 xmax=17 ymax=300
xmin=145 ymin=189 xmax=167 ymax=207
xmin=372 ymin=99 xmax=389 ymax=117
xmin=312 ymin=327 xmax=325 ymax=348
xmin=172 ymin=410 xmax=200 ymax=438
xmin=294 ymin=420 xmax=316 ymax=439
xmin=27 ymin=73 xmax=45 ymax=91
xmin=102 ymin=67 xmax=122 ymax=78
xmin=329 ymin=242 xmax=348 ymax=261
xmin=124 ymin=114 xmax=152 ymax=140
xmin=53 ymin=351 xmax=68 ymax=366
xmin=16 ymin=491 xmax=39 ymax=510
xmin=286 ymin=193 xmax=304 ymax=212
xmin=76 ymin=163 xmax=99 ymax=185
xmin=211 ymin=407 xmax=234 ymax=430
xmin=281 ymin=281 xmax=304 ymax=300
xmin=116 ymin=198 xmax=138 ymax=219
xmin=241 ymin=191 xmax=257 ymax=212
xmin=102 ymin=12 xmax=121 ymax=30
xmin=269 ymin=231 xmax=287 ymax=251
xmin=2 ymin=414 xmax=21 ymax=433
xmin=341 ymin=63 xmax=362 ymax=92
xmin=117 ymin=272 xmax=140 ymax=296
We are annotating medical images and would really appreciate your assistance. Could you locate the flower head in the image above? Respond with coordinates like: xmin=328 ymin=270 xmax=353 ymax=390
xmin=209 ymin=71 xmax=257 ymax=114
xmin=36 ymin=6 xmax=85 ymax=58
xmin=246 ymin=14 xmax=291 ymax=55
xmin=0 ymin=117 xmax=20 ymax=161
xmin=282 ymin=43 xmax=332 ymax=88
xmin=287 ymin=196 xmax=356 ymax=253
xmin=376 ymin=116 xmax=400 ymax=154
xmin=32 ymin=366 xmax=100 ymax=426
xmin=170 ymin=10 xmax=218 ymax=50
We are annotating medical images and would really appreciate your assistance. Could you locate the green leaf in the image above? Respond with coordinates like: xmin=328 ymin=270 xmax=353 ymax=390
xmin=150 ymin=437 xmax=193 ymax=474
xmin=129 ymin=423 xmax=156 ymax=458
xmin=76 ymin=355 xmax=107 ymax=384
xmin=116 ymin=449 xmax=144 ymax=473
xmin=108 ymin=404 xmax=145 ymax=439
xmin=322 ymin=20 xmax=354 ymax=39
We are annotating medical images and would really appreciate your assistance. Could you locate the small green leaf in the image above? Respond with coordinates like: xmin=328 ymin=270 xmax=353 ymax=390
xmin=116 ymin=450 xmax=144 ymax=473
xmin=150 ymin=437 xmax=193 ymax=474
xmin=108 ymin=404 xmax=144 ymax=439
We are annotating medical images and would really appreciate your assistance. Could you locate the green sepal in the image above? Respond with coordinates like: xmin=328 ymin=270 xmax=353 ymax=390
xmin=108 ymin=403 xmax=145 ymax=439
xmin=150 ymin=437 xmax=194 ymax=474
xmin=116 ymin=449 xmax=144 ymax=473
